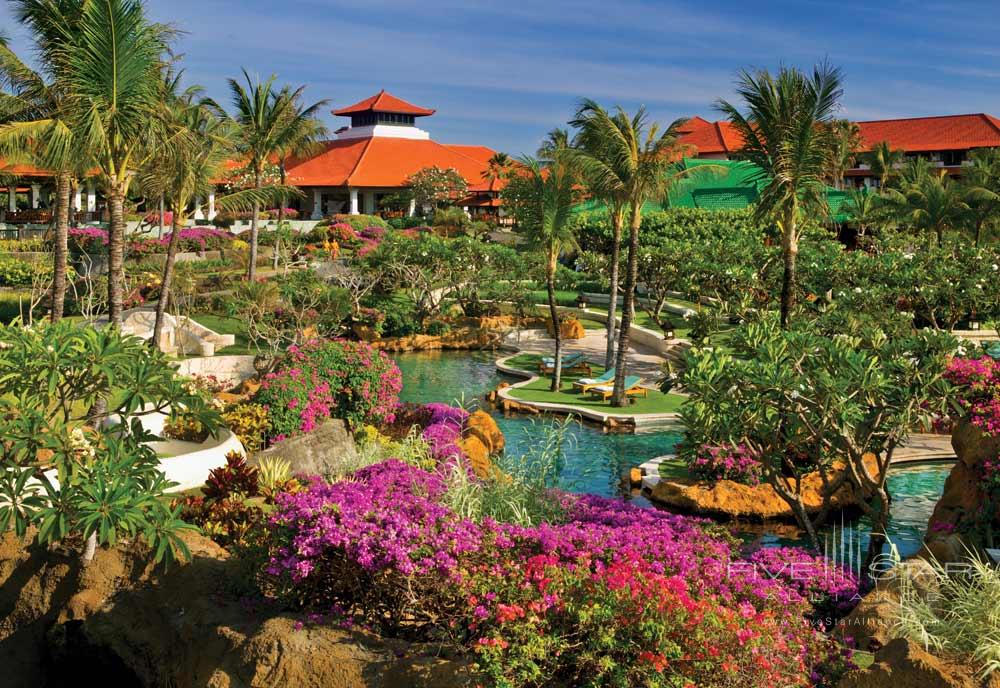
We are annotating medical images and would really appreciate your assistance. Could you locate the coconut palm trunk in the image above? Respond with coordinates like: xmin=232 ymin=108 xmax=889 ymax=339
xmin=248 ymin=168 xmax=261 ymax=281
xmin=152 ymin=207 xmax=185 ymax=349
xmin=273 ymin=162 xmax=286 ymax=270
xmin=546 ymin=252 xmax=563 ymax=392
xmin=50 ymin=171 xmax=71 ymax=321
xmin=612 ymin=205 xmax=641 ymax=406
xmin=107 ymin=184 xmax=127 ymax=325
xmin=779 ymin=206 xmax=798 ymax=329
xmin=604 ymin=210 xmax=623 ymax=369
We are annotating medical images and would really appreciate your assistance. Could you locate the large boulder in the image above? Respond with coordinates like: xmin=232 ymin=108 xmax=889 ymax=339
xmin=922 ymin=422 xmax=998 ymax=562
xmin=251 ymin=418 xmax=358 ymax=478
xmin=838 ymin=638 xmax=981 ymax=688
xmin=367 ymin=327 xmax=501 ymax=352
xmin=648 ymin=459 xmax=874 ymax=522
xmin=458 ymin=410 xmax=505 ymax=479
xmin=0 ymin=530 xmax=473 ymax=688
xmin=546 ymin=318 xmax=586 ymax=340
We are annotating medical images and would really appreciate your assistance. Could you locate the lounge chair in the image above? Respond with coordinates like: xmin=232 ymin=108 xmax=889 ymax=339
xmin=539 ymin=352 xmax=591 ymax=375
xmin=572 ymin=368 xmax=616 ymax=393
xmin=587 ymin=376 xmax=648 ymax=401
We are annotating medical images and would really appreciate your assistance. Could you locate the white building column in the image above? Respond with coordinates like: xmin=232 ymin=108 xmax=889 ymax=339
xmin=193 ymin=196 xmax=205 ymax=221
xmin=73 ymin=187 xmax=82 ymax=212
xmin=7 ymin=186 xmax=16 ymax=212
xmin=349 ymin=187 xmax=359 ymax=215
xmin=30 ymin=184 xmax=40 ymax=209
xmin=207 ymin=190 xmax=216 ymax=221
xmin=407 ymin=198 xmax=416 ymax=217
xmin=86 ymin=181 xmax=96 ymax=213
xmin=311 ymin=188 xmax=323 ymax=220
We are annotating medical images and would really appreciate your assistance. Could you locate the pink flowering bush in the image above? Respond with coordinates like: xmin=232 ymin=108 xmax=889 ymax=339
xmin=945 ymin=355 xmax=1000 ymax=435
xmin=688 ymin=442 xmax=764 ymax=485
xmin=746 ymin=547 xmax=860 ymax=622
xmin=262 ymin=460 xmax=852 ymax=686
xmin=254 ymin=339 xmax=402 ymax=443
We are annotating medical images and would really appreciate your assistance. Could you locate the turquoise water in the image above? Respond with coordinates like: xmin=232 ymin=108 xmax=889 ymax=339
xmin=393 ymin=350 xmax=949 ymax=556
xmin=394 ymin=351 xmax=681 ymax=497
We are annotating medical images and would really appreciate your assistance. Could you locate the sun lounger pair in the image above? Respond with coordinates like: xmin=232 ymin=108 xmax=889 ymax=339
xmin=539 ymin=352 xmax=591 ymax=375
xmin=586 ymin=375 xmax=647 ymax=401
xmin=572 ymin=368 xmax=616 ymax=393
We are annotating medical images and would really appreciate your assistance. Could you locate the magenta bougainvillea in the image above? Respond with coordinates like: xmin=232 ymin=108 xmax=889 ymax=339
xmin=945 ymin=355 xmax=1000 ymax=436
xmin=254 ymin=339 xmax=402 ymax=444
xmin=688 ymin=442 xmax=764 ymax=485
xmin=263 ymin=460 xmax=855 ymax=686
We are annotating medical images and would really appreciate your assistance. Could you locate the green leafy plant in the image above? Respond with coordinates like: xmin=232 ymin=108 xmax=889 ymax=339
xmin=0 ymin=320 xmax=220 ymax=565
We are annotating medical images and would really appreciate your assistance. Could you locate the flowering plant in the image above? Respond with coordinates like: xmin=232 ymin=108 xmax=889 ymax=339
xmin=689 ymin=442 xmax=763 ymax=485
xmin=945 ymin=355 xmax=1000 ymax=435
xmin=254 ymin=339 xmax=402 ymax=442
xmin=262 ymin=460 xmax=851 ymax=686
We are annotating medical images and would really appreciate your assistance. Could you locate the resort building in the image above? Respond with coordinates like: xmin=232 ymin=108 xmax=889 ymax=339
xmin=283 ymin=90 xmax=502 ymax=218
xmin=678 ymin=112 xmax=1000 ymax=188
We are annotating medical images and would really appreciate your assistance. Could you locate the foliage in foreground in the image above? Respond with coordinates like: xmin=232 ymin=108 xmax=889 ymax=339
xmin=0 ymin=321 xmax=220 ymax=564
xmin=892 ymin=555 xmax=1000 ymax=679
xmin=260 ymin=457 xmax=857 ymax=687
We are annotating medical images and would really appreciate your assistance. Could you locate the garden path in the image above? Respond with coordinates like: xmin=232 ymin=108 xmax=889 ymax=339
xmin=502 ymin=328 xmax=667 ymax=383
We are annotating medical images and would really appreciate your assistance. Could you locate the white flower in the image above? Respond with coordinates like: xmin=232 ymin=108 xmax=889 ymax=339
xmin=790 ymin=390 xmax=801 ymax=400
xmin=854 ymin=287 xmax=862 ymax=294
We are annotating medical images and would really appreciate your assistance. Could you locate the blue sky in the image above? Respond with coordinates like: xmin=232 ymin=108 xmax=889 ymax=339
xmin=3 ymin=0 xmax=1000 ymax=155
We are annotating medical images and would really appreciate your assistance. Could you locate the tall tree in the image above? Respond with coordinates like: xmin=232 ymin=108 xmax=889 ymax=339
xmin=717 ymin=62 xmax=843 ymax=329
xmin=881 ymin=174 xmax=973 ymax=247
xmin=227 ymin=70 xmax=326 ymax=280
xmin=0 ymin=3 xmax=90 ymax=321
xmin=863 ymin=140 xmax=904 ymax=188
xmin=567 ymin=100 xmax=630 ymax=369
xmin=502 ymin=155 xmax=578 ymax=391
xmin=963 ymin=148 xmax=1000 ymax=246
xmin=139 ymin=73 xmax=293 ymax=350
xmin=53 ymin=0 xmax=171 ymax=325
xmin=826 ymin=118 xmax=862 ymax=189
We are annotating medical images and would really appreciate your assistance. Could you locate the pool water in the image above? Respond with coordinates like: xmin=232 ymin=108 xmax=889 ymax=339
xmin=394 ymin=351 xmax=681 ymax=497
xmin=393 ymin=350 xmax=950 ymax=557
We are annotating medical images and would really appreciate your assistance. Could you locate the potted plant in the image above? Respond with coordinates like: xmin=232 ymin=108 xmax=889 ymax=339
xmin=575 ymin=293 xmax=589 ymax=309
xmin=661 ymin=316 xmax=676 ymax=340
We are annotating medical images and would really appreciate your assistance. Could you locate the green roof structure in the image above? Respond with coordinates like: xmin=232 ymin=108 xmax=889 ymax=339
xmin=573 ymin=157 xmax=856 ymax=223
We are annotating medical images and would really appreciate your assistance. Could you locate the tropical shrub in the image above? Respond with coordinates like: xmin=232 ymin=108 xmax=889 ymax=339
xmin=254 ymin=339 xmax=402 ymax=442
xmin=0 ymin=321 xmax=220 ymax=564
xmin=261 ymin=460 xmax=849 ymax=687
xmin=0 ymin=257 xmax=59 ymax=287
xmin=328 ymin=213 xmax=388 ymax=233
xmin=687 ymin=442 xmax=763 ymax=485
xmin=203 ymin=451 xmax=260 ymax=500
xmin=222 ymin=402 xmax=271 ymax=452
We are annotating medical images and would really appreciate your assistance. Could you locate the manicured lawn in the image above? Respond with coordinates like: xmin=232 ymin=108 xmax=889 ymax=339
xmin=189 ymin=313 xmax=258 ymax=356
xmin=657 ymin=456 xmax=690 ymax=480
xmin=503 ymin=353 xmax=685 ymax=414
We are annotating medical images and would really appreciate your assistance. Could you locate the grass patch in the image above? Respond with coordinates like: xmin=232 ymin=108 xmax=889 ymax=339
xmin=189 ymin=313 xmax=258 ymax=356
xmin=657 ymin=457 xmax=690 ymax=480
xmin=503 ymin=353 xmax=684 ymax=415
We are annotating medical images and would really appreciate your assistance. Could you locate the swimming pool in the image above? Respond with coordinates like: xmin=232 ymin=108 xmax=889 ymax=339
xmin=393 ymin=350 xmax=949 ymax=557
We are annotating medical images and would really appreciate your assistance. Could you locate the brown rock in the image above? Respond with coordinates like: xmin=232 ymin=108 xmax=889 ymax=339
xmin=251 ymin=418 xmax=359 ymax=477
xmin=838 ymin=638 xmax=978 ymax=688
xmin=351 ymin=323 xmax=380 ymax=341
xmin=215 ymin=391 xmax=247 ymax=407
xmin=464 ymin=410 xmax=505 ymax=455
xmin=367 ymin=328 xmax=498 ymax=352
xmin=546 ymin=318 xmax=586 ymax=340
xmin=239 ymin=377 xmax=262 ymax=396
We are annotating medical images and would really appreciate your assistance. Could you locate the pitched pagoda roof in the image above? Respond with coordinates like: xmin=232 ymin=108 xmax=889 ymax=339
xmin=283 ymin=137 xmax=501 ymax=191
xmin=333 ymin=90 xmax=436 ymax=117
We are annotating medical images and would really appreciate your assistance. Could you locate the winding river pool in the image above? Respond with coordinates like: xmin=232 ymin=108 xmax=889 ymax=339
xmin=393 ymin=350 xmax=950 ymax=558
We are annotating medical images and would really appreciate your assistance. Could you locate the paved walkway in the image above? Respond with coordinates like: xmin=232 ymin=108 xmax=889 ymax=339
xmin=501 ymin=327 xmax=668 ymax=383
xmin=895 ymin=433 xmax=955 ymax=463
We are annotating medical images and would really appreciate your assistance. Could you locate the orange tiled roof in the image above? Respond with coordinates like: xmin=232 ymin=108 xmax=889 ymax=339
xmin=0 ymin=160 xmax=52 ymax=177
xmin=855 ymin=114 xmax=1000 ymax=152
xmin=679 ymin=113 xmax=1000 ymax=156
xmin=284 ymin=136 xmax=498 ymax=191
xmin=333 ymin=90 xmax=435 ymax=117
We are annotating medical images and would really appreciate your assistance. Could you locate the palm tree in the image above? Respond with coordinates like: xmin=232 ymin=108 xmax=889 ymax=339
xmin=227 ymin=70 xmax=326 ymax=280
xmin=963 ymin=148 xmax=1000 ymax=246
xmin=881 ymin=174 xmax=972 ymax=247
xmin=567 ymin=100 xmax=630 ymax=369
xmin=826 ymin=119 xmax=862 ymax=189
xmin=139 ymin=73 xmax=293 ymax=350
xmin=898 ymin=156 xmax=936 ymax=188
xmin=0 ymin=3 xmax=90 ymax=322
xmin=717 ymin=63 xmax=843 ymax=329
xmin=483 ymin=151 xmax=512 ymax=188
xmin=502 ymin=155 xmax=578 ymax=391
xmin=537 ymin=128 xmax=572 ymax=161
xmin=51 ymin=0 xmax=171 ymax=325
xmin=842 ymin=187 xmax=885 ymax=238
xmin=568 ymin=103 xmax=691 ymax=405
xmin=864 ymin=140 xmax=904 ymax=188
